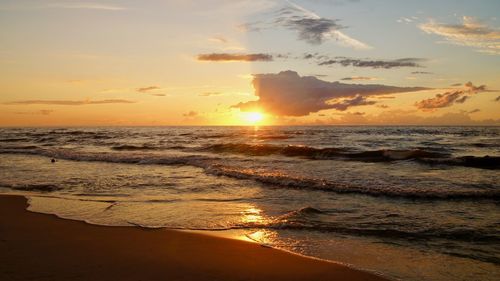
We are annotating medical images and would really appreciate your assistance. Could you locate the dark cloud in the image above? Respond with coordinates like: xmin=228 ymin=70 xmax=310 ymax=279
xmin=4 ymin=99 xmax=136 ymax=106
xmin=495 ymin=96 xmax=500 ymax=102
xmin=137 ymin=86 xmax=160 ymax=93
xmin=451 ymin=83 xmax=462 ymax=87
xmin=411 ymin=71 xmax=433 ymax=75
xmin=341 ymin=76 xmax=377 ymax=81
xmin=243 ymin=2 xmax=369 ymax=48
xmin=328 ymin=95 xmax=376 ymax=111
xmin=469 ymin=109 xmax=481 ymax=114
xmin=303 ymin=53 xmax=316 ymax=59
xmin=279 ymin=16 xmax=342 ymax=45
xmin=415 ymin=82 xmax=487 ymax=110
xmin=318 ymin=57 xmax=425 ymax=68
xmin=232 ymin=70 xmax=427 ymax=116
xmin=197 ymin=53 xmax=273 ymax=62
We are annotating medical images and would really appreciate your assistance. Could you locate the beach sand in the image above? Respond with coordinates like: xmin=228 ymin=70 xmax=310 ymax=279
xmin=0 ymin=195 xmax=387 ymax=281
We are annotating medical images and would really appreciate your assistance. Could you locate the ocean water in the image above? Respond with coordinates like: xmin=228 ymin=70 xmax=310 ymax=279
xmin=0 ymin=126 xmax=499 ymax=281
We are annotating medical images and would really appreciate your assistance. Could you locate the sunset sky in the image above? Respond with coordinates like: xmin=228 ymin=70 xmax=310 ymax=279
xmin=1 ymin=0 xmax=499 ymax=126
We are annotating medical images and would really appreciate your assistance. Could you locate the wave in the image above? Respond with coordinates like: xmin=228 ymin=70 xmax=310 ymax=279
xmin=1 ymin=148 xmax=498 ymax=200
xmin=204 ymin=165 xmax=500 ymax=200
xmin=418 ymin=156 xmax=500 ymax=169
xmin=0 ymin=137 xmax=29 ymax=142
xmin=0 ymin=183 xmax=61 ymax=192
xmin=199 ymin=143 xmax=499 ymax=169
xmin=201 ymin=143 xmax=449 ymax=159
xmin=111 ymin=144 xmax=159 ymax=151
xmin=0 ymin=145 xmax=40 ymax=150
xmin=256 ymin=207 xmax=500 ymax=242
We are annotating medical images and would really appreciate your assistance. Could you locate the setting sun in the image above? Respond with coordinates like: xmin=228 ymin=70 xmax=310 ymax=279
xmin=244 ymin=112 xmax=264 ymax=124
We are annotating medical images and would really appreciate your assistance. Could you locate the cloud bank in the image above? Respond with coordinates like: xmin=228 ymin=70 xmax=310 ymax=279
xmin=419 ymin=16 xmax=500 ymax=55
xmin=197 ymin=53 xmax=273 ymax=62
xmin=233 ymin=70 xmax=427 ymax=116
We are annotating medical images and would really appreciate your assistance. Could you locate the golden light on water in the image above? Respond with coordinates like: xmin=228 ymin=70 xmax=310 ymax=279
xmin=241 ymin=206 xmax=265 ymax=224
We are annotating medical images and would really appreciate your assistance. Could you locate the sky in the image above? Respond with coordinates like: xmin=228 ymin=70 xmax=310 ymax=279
xmin=0 ymin=0 xmax=499 ymax=126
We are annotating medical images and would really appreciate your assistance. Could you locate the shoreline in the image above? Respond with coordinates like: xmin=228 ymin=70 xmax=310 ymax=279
xmin=0 ymin=194 xmax=388 ymax=281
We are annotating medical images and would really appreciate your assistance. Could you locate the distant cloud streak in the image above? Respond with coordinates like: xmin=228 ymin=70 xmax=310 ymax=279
xmin=199 ymin=92 xmax=224 ymax=97
xmin=14 ymin=110 xmax=54 ymax=115
xmin=318 ymin=57 xmax=425 ymax=68
xmin=49 ymin=2 xmax=126 ymax=11
xmin=197 ymin=53 xmax=273 ymax=62
xmin=4 ymin=99 xmax=136 ymax=106
xmin=411 ymin=71 xmax=433 ymax=75
xmin=340 ymin=76 xmax=377 ymax=81
xmin=136 ymin=86 xmax=161 ymax=93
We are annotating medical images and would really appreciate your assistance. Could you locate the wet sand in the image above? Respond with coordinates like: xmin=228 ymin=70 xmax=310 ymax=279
xmin=0 ymin=195 xmax=388 ymax=281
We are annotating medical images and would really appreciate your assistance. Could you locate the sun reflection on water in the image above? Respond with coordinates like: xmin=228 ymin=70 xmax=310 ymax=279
xmin=241 ymin=206 xmax=266 ymax=224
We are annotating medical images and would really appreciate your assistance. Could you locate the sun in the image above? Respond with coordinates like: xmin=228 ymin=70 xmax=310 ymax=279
xmin=243 ymin=112 xmax=264 ymax=125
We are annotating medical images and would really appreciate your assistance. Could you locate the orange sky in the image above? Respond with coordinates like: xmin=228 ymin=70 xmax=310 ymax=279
xmin=1 ymin=0 xmax=499 ymax=126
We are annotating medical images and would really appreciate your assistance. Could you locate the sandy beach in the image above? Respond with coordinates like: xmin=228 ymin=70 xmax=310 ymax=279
xmin=0 ymin=195 xmax=387 ymax=281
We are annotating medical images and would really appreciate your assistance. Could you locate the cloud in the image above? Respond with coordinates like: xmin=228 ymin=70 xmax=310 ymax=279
xmin=327 ymin=95 xmax=376 ymax=111
xmin=415 ymin=82 xmax=487 ymax=110
xmin=232 ymin=70 xmax=427 ymax=116
xmin=340 ymin=76 xmax=377 ymax=81
xmin=495 ymin=96 xmax=500 ymax=102
xmin=469 ymin=109 xmax=481 ymax=114
xmin=243 ymin=1 xmax=370 ymax=49
xmin=411 ymin=71 xmax=433 ymax=75
xmin=199 ymin=92 xmax=224 ymax=97
xmin=208 ymin=36 xmax=228 ymax=44
xmin=14 ymin=110 xmax=54 ymax=115
xmin=397 ymin=17 xmax=418 ymax=24
xmin=197 ymin=53 xmax=273 ymax=62
xmin=318 ymin=57 xmax=425 ymax=68
xmin=183 ymin=111 xmax=198 ymax=117
xmin=136 ymin=86 xmax=161 ymax=93
xmin=4 ymin=99 xmax=136 ymax=105
xmin=49 ymin=2 xmax=126 ymax=11
xmin=451 ymin=83 xmax=462 ymax=87
xmin=280 ymin=16 xmax=341 ymax=45
xmin=419 ymin=16 xmax=500 ymax=55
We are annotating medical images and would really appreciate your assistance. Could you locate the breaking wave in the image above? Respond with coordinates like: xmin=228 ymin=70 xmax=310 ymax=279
xmin=199 ymin=143 xmax=499 ymax=169
xmin=0 ymin=147 xmax=498 ymax=200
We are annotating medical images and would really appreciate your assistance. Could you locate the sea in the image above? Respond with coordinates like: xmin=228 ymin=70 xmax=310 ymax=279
xmin=0 ymin=126 xmax=498 ymax=281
